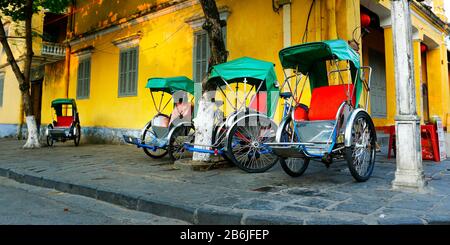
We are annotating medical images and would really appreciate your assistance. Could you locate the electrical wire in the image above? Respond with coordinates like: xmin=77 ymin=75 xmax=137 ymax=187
xmin=302 ymin=0 xmax=315 ymax=43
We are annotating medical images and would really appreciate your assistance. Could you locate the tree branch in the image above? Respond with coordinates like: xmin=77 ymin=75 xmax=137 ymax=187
xmin=0 ymin=19 xmax=26 ymax=86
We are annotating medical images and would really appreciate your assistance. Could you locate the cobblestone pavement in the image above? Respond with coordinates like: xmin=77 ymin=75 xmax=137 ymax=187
xmin=1 ymin=138 xmax=449 ymax=225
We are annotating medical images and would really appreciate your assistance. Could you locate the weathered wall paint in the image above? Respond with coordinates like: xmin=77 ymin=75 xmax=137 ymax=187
xmin=36 ymin=0 xmax=450 ymax=143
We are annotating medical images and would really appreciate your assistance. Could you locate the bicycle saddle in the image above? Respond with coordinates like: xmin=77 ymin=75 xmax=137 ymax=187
xmin=279 ymin=92 xmax=292 ymax=99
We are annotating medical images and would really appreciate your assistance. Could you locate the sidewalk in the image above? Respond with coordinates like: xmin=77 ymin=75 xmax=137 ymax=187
xmin=1 ymin=138 xmax=450 ymax=225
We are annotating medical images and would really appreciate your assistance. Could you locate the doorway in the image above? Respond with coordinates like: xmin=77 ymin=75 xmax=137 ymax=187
xmin=31 ymin=79 xmax=43 ymax=132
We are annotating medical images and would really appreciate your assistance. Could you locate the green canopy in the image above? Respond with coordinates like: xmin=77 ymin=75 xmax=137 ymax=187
xmin=279 ymin=39 xmax=363 ymax=104
xmin=207 ymin=57 xmax=280 ymax=117
xmin=146 ymin=76 xmax=198 ymax=95
xmin=146 ymin=76 xmax=201 ymax=117
xmin=51 ymin=98 xmax=76 ymax=108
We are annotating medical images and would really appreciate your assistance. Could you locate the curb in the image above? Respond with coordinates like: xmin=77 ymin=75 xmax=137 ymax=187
xmin=0 ymin=166 xmax=445 ymax=225
xmin=0 ymin=166 xmax=253 ymax=225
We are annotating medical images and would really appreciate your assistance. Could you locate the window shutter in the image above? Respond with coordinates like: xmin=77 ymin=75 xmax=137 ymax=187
xmin=84 ymin=59 xmax=91 ymax=98
xmin=77 ymin=61 xmax=84 ymax=98
xmin=77 ymin=58 xmax=91 ymax=99
xmin=118 ymin=47 xmax=138 ymax=96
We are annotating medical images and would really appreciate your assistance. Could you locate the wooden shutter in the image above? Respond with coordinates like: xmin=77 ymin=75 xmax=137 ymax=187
xmin=77 ymin=58 xmax=91 ymax=99
xmin=119 ymin=47 xmax=138 ymax=96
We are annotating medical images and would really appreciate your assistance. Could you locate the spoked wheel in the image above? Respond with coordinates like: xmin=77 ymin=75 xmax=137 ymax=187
xmin=345 ymin=111 xmax=376 ymax=182
xmin=168 ymin=125 xmax=195 ymax=161
xmin=74 ymin=124 xmax=81 ymax=146
xmin=226 ymin=114 xmax=278 ymax=173
xmin=46 ymin=125 xmax=54 ymax=147
xmin=213 ymin=121 xmax=230 ymax=162
xmin=141 ymin=120 xmax=168 ymax=159
xmin=279 ymin=116 xmax=310 ymax=177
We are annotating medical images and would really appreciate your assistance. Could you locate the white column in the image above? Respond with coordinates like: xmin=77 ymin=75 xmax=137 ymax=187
xmin=390 ymin=0 xmax=425 ymax=191
xmin=282 ymin=2 xmax=291 ymax=48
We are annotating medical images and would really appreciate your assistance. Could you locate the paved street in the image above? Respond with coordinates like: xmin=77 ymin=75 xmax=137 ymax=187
xmin=0 ymin=176 xmax=188 ymax=225
xmin=1 ymin=138 xmax=450 ymax=225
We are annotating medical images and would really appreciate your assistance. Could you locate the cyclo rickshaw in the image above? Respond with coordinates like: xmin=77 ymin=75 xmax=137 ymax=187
xmin=183 ymin=57 xmax=280 ymax=173
xmin=123 ymin=76 xmax=200 ymax=161
xmin=266 ymin=40 xmax=376 ymax=182
xmin=45 ymin=98 xmax=81 ymax=146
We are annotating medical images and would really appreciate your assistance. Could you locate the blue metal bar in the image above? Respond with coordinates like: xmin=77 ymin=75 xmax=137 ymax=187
xmin=183 ymin=143 xmax=225 ymax=155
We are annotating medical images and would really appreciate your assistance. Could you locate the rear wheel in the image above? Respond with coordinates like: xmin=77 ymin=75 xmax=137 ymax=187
xmin=142 ymin=120 xmax=168 ymax=159
xmin=168 ymin=125 xmax=195 ymax=161
xmin=46 ymin=125 xmax=54 ymax=147
xmin=345 ymin=111 xmax=376 ymax=182
xmin=226 ymin=114 xmax=278 ymax=173
xmin=213 ymin=121 xmax=230 ymax=162
xmin=74 ymin=124 xmax=81 ymax=146
xmin=279 ymin=116 xmax=310 ymax=177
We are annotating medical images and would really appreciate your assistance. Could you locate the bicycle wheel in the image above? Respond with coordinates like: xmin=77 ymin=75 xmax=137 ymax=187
xmin=141 ymin=120 xmax=168 ymax=159
xmin=168 ymin=125 xmax=195 ymax=161
xmin=278 ymin=116 xmax=309 ymax=177
xmin=74 ymin=124 xmax=81 ymax=146
xmin=345 ymin=111 xmax=376 ymax=182
xmin=226 ymin=114 xmax=278 ymax=173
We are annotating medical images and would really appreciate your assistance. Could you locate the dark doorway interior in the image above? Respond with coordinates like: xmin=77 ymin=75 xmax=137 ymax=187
xmin=31 ymin=79 xmax=43 ymax=132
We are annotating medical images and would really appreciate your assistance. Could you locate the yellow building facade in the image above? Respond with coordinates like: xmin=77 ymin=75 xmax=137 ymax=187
xmin=0 ymin=13 xmax=45 ymax=137
xmin=1 ymin=0 xmax=449 ymax=145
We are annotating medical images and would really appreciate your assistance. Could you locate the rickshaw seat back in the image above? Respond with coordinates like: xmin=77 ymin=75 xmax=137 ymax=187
xmin=249 ymin=92 xmax=267 ymax=114
xmin=152 ymin=114 xmax=170 ymax=138
xmin=55 ymin=116 xmax=73 ymax=127
xmin=308 ymin=84 xmax=355 ymax=121
xmin=170 ymin=102 xmax=193 ymax=125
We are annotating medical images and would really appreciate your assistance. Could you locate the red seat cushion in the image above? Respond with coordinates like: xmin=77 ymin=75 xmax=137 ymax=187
xmin=308 ymin=84 xmax=355 ymax=121
xmin=249 ymin=92 xmax=267 ymax=114
xmin=56 ymin=116 xmax=73 ymax=127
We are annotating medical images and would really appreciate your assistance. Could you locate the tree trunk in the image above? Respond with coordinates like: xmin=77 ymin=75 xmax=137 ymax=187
xmin=193 ymin=0 xmax=228 ymax=161
xmin=0 ymin=0 xmax=40 ymax=148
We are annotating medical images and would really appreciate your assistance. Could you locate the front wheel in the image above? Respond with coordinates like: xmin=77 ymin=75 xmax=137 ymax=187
xmin=345 ymin=111 xmax=376 ymax=182
xmin=141 ymin=120 xmax=168 ymax=159
xmin=46 ymin=125 xmax=54 ymax=147
xmin=74 ymin=124 xmax=81 ymax=146
xmin=279 ymin=116 xmax=310 ymax=177
xmin=168 ymin=125 xmax=195 ymax=161
xmin=226 ymin=114 xmax=278 ymax=173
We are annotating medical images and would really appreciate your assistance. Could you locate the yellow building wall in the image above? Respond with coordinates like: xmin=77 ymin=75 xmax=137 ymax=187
xmin=40 ymin=0 xmax=449 ymax=133
xmin=0 ymin=12 xmax=45 ymax=126
xmin=42 ymin=0 xmax=288 ymax=129
xmin=427 ymin=44 xmax=450 ymax=125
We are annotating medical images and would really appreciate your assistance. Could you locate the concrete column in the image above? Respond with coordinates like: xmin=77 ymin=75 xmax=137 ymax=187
xmin=390 ymin=0 xmax=425 ymax=191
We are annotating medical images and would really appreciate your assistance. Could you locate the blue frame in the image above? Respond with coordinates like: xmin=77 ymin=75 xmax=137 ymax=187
xmin=122 ymin=135 xmax=166 ymax=151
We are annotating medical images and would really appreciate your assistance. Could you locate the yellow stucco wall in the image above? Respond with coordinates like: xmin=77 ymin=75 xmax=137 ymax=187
xmin=0 ymin=12 xmax=45 ymax=126
xmin=39 ymin=0 xmax=450 ymax=133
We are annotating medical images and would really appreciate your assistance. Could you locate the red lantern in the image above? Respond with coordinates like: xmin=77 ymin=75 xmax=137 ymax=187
xmin=421 ymin=43 xmax=428 ymax=53
xmin=361 ymin=13 xmax=371 ymax=28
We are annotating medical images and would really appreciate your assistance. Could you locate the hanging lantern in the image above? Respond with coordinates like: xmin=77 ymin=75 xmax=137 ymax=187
xmin=421 ymin=43 xmax=428 ymax=53
xmin=361 ymin=13 xmax=372 ymax=28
